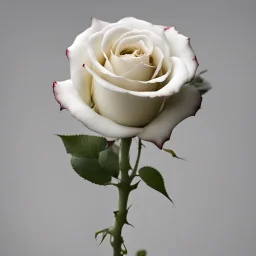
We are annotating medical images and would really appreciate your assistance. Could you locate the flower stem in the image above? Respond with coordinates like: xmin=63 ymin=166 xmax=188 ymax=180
xmin=110 ymin=138 xmax=142 ymax=256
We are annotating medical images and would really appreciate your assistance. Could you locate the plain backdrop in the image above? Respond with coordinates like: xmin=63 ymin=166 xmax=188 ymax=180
xmin=1 ymin=0 xmax=255 ymax=255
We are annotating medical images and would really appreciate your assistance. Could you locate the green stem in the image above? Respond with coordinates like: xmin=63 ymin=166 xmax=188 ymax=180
xmin=110 ymin=138 xmax=142 ymax=256
xmin=111 ymin=138 xmax=132 ymax=256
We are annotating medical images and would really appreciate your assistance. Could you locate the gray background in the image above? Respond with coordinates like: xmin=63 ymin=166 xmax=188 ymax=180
xmin=1 ymin=0 xmax=255 ymax=255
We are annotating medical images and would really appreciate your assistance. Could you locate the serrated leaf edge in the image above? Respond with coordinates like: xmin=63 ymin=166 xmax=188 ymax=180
xmin=139 ymin=166 xmax=173 ymax=203
xmin=70 ymin=157 xmax=111 ymax=186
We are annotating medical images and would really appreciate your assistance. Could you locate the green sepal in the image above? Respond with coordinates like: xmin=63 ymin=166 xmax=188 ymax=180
xmin=57 ymin=135 xmax=107 ymax=158
xmin=139 ymin=166 xmax=173 ymax=203
xmin=99 ymin=149 xmax=119 ymax=178
xmin=71 ymin=156 xmax=111 ymax=185
xmin=163 ymin=148 xmax=186 ymax=161
xmin=190 ymin=70 xmax=212 ymax=95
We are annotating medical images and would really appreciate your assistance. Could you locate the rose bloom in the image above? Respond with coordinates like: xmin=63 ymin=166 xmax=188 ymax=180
xmin=53 ymin=17 xmax=202 ymax=148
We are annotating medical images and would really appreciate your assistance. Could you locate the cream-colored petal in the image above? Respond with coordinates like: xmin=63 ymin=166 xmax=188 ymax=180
xmin=87 ymin=31 xmax=105 ymax=65
xmin=85 ymin=62 xmax=168 ymax=92
xmin=113 ymin=30 xmax=170 ymax=58
xmin=151 ymin=47 xmax=164 ymax=79
xmin=122 ymin=62 xmax=156 ymax=81
xmin=87 ymin=28 xmax=172 ymax=92
xmin=108 ymin=53 xmax=137 ymax=75
xmin=115 ymin=35 xmax=152 ymax=56
xmin=53 ymin=80 xmax=142 ymax=138
xmin=116 ymin=17 xmax=167 ymax=40
xmin=91 ymin=77 xmax=164 ymax=127
xmin=135 ymin=40 xmax=150 ymax=55
xmin=108 ymin=37 xmax=156 ymax=81
xmin=84 ymin=56 xmax=185 ymax=98
xmin=91 ymin=18 xmax=110 ymax=30
xmin=160 ymin=26 xmax=198 ymax=81
xmin=108 ymin=50 xmax=151 ymax=76
xmin=67 ymin=18 xmax=108 ymax=106
xmin=104 ymin=32 xmax=153 ymax=77
xmin=101 ymin=26 xmax=131 ymax=59
xmin=104 ymin=59 xmax=114 ymax=73
xmin=138 ymin=86 xmax=202 ymax=148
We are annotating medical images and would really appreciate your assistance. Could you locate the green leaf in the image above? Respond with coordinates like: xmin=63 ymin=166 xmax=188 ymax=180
xmin=136 ymin=250 xmax=147 ymax=256
xmin=163 ymin=148 xmax=186 ymax=161
xmin=139 ymin=167 xmax=173 ymax=203
xmin=71 ymin=156 xmax=111 ymax=185
xmin=190 ymin=70 xmax=212 ymax=95
xmin=99 ymin=149 xmax=119 ymax=178
xmin=57 ymin=135 xmax=107 ymax=158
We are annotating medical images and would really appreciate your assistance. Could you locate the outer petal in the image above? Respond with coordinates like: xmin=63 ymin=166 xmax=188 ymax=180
xmin=67 ymin=19 xmax=108 ymax=106
xmin=161 ymin=26 xmax=199 ymax=81
xmin=91 ymin=18 xmax=110 ymax=29
xmin=53 ymin=80 xmax=143 ymax=138
xmin=138 ymin=86 xmax=202 ymax=148
xmin=92 ymin=77 xmax=164 ymax=127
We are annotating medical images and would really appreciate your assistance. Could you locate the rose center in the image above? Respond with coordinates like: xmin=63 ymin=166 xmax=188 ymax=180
xmin=120 ymin=46 xmax=144 ymax=57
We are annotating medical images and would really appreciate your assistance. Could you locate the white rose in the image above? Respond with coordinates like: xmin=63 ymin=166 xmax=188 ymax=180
xmin=53 ymin=17 xmax=202 ymax=148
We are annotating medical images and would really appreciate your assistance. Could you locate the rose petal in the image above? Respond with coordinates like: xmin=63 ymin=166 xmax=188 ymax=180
xmin=115 ymin=35 xmax=151 ymax=56
xmin=111 ymin=31 xmax=144 ymax=54
xmin=67 ymin=19 xmax=108 ymax=106
xmin=160 ymin=26 xmax=199 ymax=81
xmin=108 ymin=34 xmax=155 ymax=80
xmin=87 ymin=29 xmax=170 ymax=77
xmin=103 ymin=30 xmax=154 ymax=75
xmin=138 ymin=86 xmax=202 ymax=148
xmin=87 ymin=45 xmax=171 ymax=92
xmin=91 ymin=17 xmax=110 ymax=30
xmin=113 ymin=30 xmax=170 ymax=58
xmin=53 ymin=80 xmax=142 ymax=138
xmin=108 ymin=52 xmax=149 ymax=76
xmin=117 ymin=17 xmax=168 ymax=40
xmin=91 ymin=77 xmax=164 ymax=127
xmin=108 ymin=39 xmax=153 ymax=77
xmin=87 ymin=29 xmax=174 ymax=92
xmin=84 ymin=56 xmax=185 ymax=98
xmin=122 ymin=62 xmax=156 ymax=81
xmin=151 ymin=47 xmax=164 ymax=79
xmin=104 ymin=58 xmax=114 ymax=73
xmin=101 ymin=26 xmax=131 ymax=58
xmin=85 ymin=60 xmax=169 ymax=95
